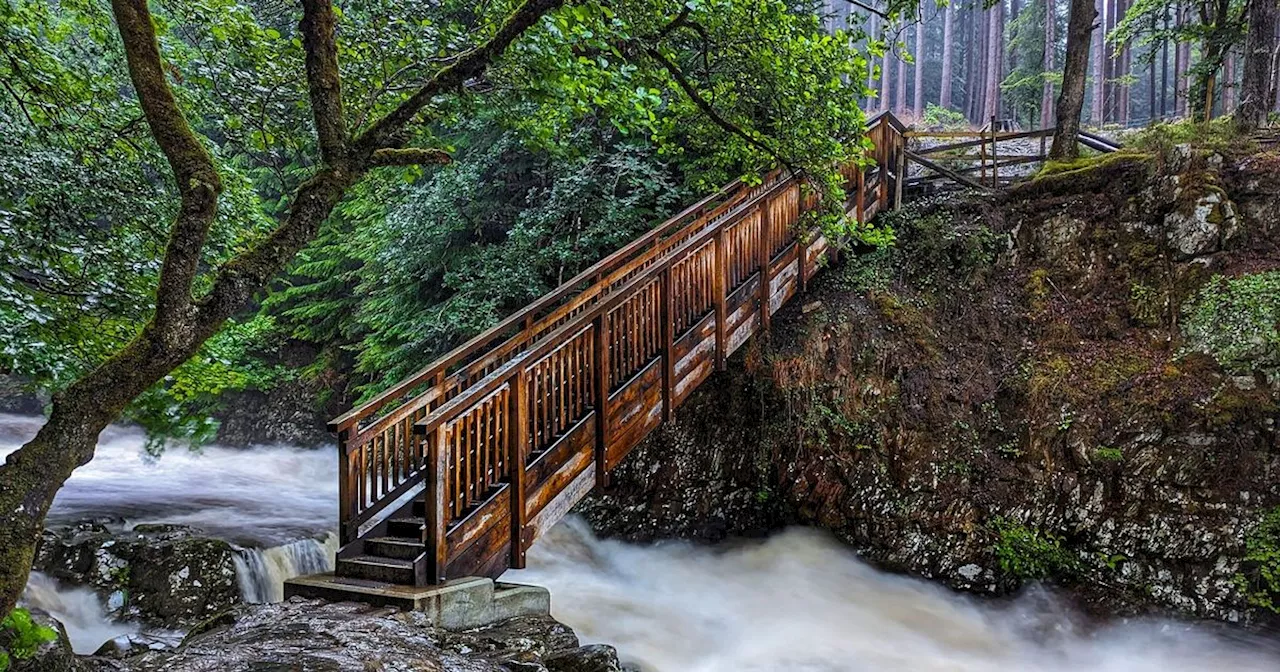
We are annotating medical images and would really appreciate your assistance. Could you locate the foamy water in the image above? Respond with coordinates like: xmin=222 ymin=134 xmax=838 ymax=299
xmin=6 ymin=414 xmax=1280 ymax=669
xmin=511 ymin=518 xmax=1280 ymax=672
xmin=0 ymin=414 xmax=337 ymax=546
xmin=2 ymin=414 xmax=339 ymax=650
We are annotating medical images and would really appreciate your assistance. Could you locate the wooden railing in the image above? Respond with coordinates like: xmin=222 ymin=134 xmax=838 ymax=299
xmin=904 ymin=116 xmax=1122 ymax=191
xmin=329 ymin=111 xmax=908 ymax=585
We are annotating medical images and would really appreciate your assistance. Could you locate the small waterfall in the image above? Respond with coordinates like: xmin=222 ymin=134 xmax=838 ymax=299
xmin=234 ymin=533 xmax=338 ymax=603
xmin=21 ymin=572 xmax=139 ymax=655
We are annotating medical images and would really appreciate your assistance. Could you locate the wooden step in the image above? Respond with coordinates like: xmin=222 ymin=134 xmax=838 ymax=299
xmin=336 ymin=555 xmax=415 ymax=584
xmin=365 ymin=536 xmax=422 ymax=560
xmin=387 ymin=516 xmax=424 ymax=538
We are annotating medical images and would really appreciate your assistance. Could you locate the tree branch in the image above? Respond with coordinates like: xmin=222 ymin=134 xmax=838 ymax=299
xmin=300 ymin=0 xmax=349 ymax=166
xmin=109 ymin=0 xmax=222 ymax=325
xmin=370 ymin=147 xmax=454 ymax=166
xmin=842 ymin=0 xmax=889 ymax=20
xmin=352 ymin=0 xmax=566 ymax=157
xmin=643 ymin=46 xmax=797 ymax=175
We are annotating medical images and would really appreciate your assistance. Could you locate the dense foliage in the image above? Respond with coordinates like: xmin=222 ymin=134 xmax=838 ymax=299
xmin=2 ymin=0 xmax=876 ymax=437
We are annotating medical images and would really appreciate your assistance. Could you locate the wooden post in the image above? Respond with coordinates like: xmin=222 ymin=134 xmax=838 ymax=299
xmin=660 ymin=267 xmax=674 ymax=421
xmin=424 ymin=424 xmax=449 ymax=585
xmin=990 ymin=115 xmax=999 ymax=188
xmin=508 ymin=370 xmax=528 ymax=568
xmin=758 ymin=198 xmax=773 ymax=333
xmin=893 ymin=135 xmax=905 ymax=210
xmin=877 ymin=124 xmax=889 ymax=209
xmin=980 ymin=123 xmax=988 ymax=185
xmin=713 ymin=226 xmax=727 ymax=371
xmin=337 ymin=430 xmax=353 ymax=546
xmin=592 ymin=315 xmax=611 ymax=486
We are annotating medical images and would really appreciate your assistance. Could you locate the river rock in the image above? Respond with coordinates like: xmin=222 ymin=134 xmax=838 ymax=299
xmin=34 ymin=523 xmax=240 ymax=627
xmin=85 ymin=598 xmax=615 ymax=672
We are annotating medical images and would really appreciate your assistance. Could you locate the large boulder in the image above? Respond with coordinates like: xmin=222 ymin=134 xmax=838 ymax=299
xmin=35 ymin=523 xmax=240 ymax=627
xmin=87 ymin=599 xmax=626 ymax=672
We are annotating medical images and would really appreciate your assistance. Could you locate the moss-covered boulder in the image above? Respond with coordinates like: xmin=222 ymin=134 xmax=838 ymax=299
xmin=34 ymin=523 xmax=239 ymax=627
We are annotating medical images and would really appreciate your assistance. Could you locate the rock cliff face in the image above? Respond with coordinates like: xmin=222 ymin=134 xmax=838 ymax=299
xmin=583 ymin=148 xmax=1280 ymax=626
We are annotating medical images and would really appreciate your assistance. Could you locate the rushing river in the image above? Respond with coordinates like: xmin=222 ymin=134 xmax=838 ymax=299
xmin=4 ymin=413 xmax=1280 ymax=668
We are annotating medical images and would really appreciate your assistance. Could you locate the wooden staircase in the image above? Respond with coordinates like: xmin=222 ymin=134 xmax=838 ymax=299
xmin=327 ymin=112 xmax=909 ymax=588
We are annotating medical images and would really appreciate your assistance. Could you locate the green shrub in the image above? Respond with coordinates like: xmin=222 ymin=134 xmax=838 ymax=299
xmin=990 ymin=517 xmax=1079 ymax=581
xmin=1236 ymin=508 xmax=1280 ymax=613
xmin=0 ymin=608 xmax=58 ymax=671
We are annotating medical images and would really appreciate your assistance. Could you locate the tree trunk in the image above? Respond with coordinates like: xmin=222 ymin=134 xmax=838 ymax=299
xmin=1161 ymin=8 xmax=1170 ymax=117
xmin=0 ymin=0 xmax=559 ymax=619
xmin=1176 ymin=4 xmax=1190 ymax=117
xmin=1150 ymin=38 xmax=1158 ymax=122
xmin=1224 ymin=51 xmax=1236 ymax=112
xmin=914 ymin=18 xmax=926 ymax=118
xmin=1051 ymin=0 xmax=1098 ymax=158
xmin=1043 ymin=0 xmax=1058 ymax=127
xmin=984 ymin=0 xmax=1003 ymax=120
xmin=1091 ymin=0 xmax=1105 ymax=123
xmin=881 ymin=43 xmax=892 ymax=112
xmin=941 ymin=0 xmax=956 ymax=109
xmin=1237 ymin=0 xmax=1279 ymax=130
xmin=897 ymin=44 xmax=908 ymax=113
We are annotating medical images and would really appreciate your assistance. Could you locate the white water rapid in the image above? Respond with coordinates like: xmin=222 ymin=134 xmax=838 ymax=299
xmin=511 ymin=518 xmax=1280 ymax=672
xmin=1 ymin=413 xmax=338 ymax=652
xmin=5 ymin=413 xmax=1280 ymax=669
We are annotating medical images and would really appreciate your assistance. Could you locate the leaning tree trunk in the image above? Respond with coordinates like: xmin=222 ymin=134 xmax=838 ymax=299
xmin=1236 ymin=0 xmax=1279 ymax=130
xmin=1051 ymin=0 xmax=1098 ymax=158
xmin=0 ymin=0 xmax=559 ymax=619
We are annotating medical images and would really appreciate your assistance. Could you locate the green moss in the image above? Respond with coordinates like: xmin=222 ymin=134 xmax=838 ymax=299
xmin=1182 ymin=271 xmax=1280 ymax=375
xmin=1036 ymin=150 xmax=1149 ymax=180
xmin=1093 ymin=446 xmax=1123 ymax=462
xmin=1235 ymin=507 xmax=1280 ymax=613
xmin=990 ymin=517 xmax=1079 ymax=582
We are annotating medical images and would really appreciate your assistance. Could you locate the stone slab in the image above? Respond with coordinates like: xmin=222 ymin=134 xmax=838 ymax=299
xmin=283 ymin=574 xmax=550 ymax=630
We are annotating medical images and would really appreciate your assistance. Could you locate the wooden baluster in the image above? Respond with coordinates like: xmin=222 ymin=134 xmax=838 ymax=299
xmin=759 ymin=199 xmax=773 ymax=333
xmin=714 ymin=225 xmax=727 ymax=370
xmin=661 ymin=265 xmax=674 ymax=421
xmin=481 ymin=400 xmax=491 ymax=492
xmin=593 ymin=316 xmax=611 ymax=488
xmin=424 ymin=423 xmax=448 ymax=585
xmin=509 ymin=370 xmax=528 ymax=568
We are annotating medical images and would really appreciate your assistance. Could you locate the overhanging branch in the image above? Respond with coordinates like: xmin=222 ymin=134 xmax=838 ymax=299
xmin=644 ymin=46 xmax=797 ymax=175
xmin=370 ymin=147 xmax=454 ymax=166
xmin=353 ymin=0 xmax=566 ymax=156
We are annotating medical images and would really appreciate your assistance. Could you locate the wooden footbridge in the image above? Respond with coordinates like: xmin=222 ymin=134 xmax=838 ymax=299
xmin=317 ymin=112 xmax=1115 ymax=589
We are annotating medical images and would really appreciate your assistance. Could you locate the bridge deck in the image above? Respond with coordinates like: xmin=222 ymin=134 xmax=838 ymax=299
xmin=327 ymin=112 xmax=908 ymax=586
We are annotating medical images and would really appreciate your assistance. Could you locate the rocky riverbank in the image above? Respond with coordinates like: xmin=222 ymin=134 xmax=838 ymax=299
xmin=582 ymin=145 xmax=1280 ymax=626
xmin=16 ymin=598 xmax=622 ymax=672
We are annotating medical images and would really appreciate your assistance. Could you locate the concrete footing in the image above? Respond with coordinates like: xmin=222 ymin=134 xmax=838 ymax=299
xmin=283 ymin=574 xmax=550 ymax=630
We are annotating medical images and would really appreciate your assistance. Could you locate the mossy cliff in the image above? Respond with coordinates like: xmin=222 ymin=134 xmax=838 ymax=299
xmin=581 ymin=147 xmax=1280 ymax=626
